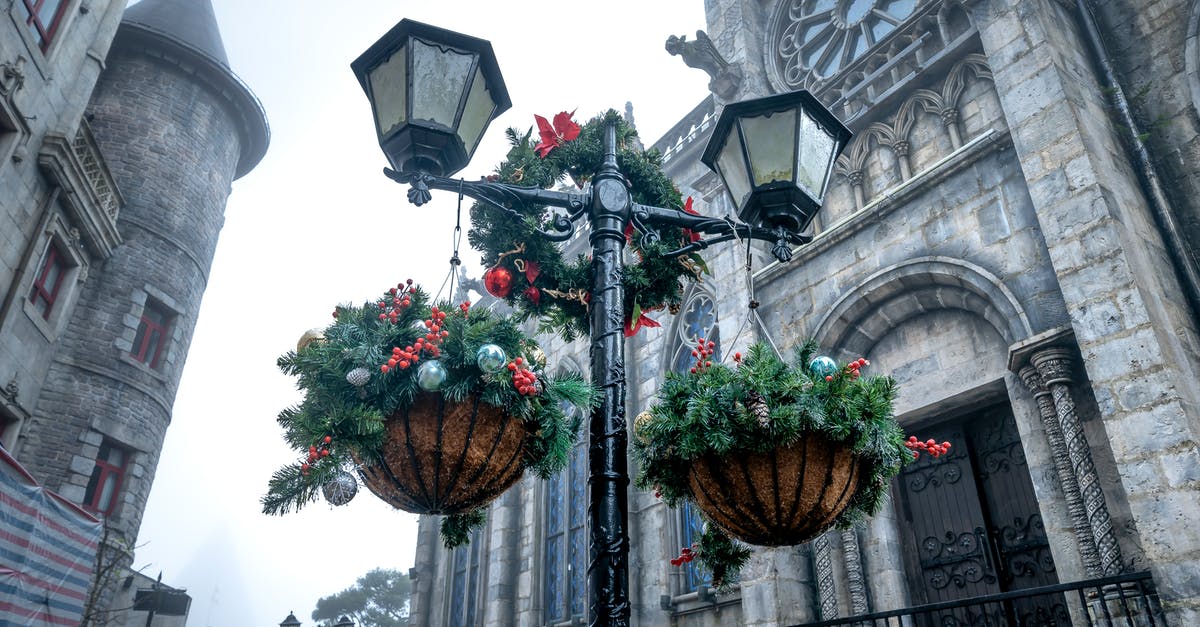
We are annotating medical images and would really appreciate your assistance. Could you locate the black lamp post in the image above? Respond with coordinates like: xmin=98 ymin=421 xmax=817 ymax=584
xmin=352 ymin=19 xmax=850 ymax=627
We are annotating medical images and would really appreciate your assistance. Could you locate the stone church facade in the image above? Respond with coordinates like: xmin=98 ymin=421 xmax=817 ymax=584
xmin=0 ymin=0 xmax=266 ymax=622
xmin=409 ymin=0 xmax=1200 ymax=625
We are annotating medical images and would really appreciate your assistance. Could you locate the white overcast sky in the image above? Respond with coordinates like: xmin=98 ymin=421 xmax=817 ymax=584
xmin=131 ymin=2 xmax=712 ymax=625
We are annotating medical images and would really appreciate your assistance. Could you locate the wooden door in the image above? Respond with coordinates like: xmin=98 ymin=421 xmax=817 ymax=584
xmin=896 ymin=403 xmax=1065 ymax=625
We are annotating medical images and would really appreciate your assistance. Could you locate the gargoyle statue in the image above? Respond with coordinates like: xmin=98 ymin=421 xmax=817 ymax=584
xmin=665 ymin=30 xmax=743 ymax=99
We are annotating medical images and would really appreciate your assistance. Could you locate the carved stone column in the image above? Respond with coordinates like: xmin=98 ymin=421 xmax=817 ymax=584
xmin=841 ymin=527 xmax=869 ymax=616
xmin=847 ymin=169 xmax=866 ymax=211
xmin=891 ymin=140 xmax=912 ymax=180
xmin=1018 ymin=365 xmax=1103 ymax=577
xmin=813 ymin=533 xmax=839 ymax=621
xmin=1031 ymin=348 xmax=1123 ymax=576
xmin=940 ymin=107 xmax=962 ymax=148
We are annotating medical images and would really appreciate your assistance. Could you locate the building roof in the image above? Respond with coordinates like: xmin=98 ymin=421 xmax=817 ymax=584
xmin=123 ymin=0 xmax=229 ymax=67
xmin=116 ymin=0 xmax=269 ymax=179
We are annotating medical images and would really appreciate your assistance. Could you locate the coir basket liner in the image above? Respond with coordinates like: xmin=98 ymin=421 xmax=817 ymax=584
xmin=355 ymin=392 xmax=528 ymax=515
xmin=686 ymin=432 xmax=862 ymax=546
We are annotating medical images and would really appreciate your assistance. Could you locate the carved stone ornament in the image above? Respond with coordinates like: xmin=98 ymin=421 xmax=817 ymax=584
xmin=665 ymin=30 xmax=744 ymax=100
xmin=1 ymin=56 xmax=27 ymax=96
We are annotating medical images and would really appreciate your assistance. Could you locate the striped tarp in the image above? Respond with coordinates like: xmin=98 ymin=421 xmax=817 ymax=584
xmin=0 ymin=448 xmax=102 ymax=627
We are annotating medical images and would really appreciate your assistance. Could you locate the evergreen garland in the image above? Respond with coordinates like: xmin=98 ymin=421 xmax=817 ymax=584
xmin=262 ymin=282 xmax=597 ymax=547
xmin=633 ymin=341 xmax=911 ymax=586
xmin=467 ymin=109 xmax=704 ymax=340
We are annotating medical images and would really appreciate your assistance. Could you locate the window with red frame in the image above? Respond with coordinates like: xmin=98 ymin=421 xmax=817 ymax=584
xmin=83 ymin=440 xmax=128 ymax=516
xmin=28 ymin=241 xmax=68 ymax=320
xmin=20 ymin=0 xmax=69 ymax=52
xmin=132 ymin=300 xmax=173 ymax=369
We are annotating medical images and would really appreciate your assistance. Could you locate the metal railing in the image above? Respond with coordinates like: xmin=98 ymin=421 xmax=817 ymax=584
xmin=792 ymin=571 xmax=1165 ymax=627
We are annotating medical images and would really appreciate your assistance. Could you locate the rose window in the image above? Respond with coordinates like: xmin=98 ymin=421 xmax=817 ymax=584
xmin=771 ymin=0 xmax=922 ymax=88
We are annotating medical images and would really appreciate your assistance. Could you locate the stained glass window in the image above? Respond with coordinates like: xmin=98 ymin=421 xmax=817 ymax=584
xmin=449 ymin=527 xmax=482 ymax=627
xmin=546 ymin=366 xmax=587 ymax=624
xmin=772 ymin=0 xmax=924 ymax=88
xmin=670 ymin=289 xmax=720 ymax=593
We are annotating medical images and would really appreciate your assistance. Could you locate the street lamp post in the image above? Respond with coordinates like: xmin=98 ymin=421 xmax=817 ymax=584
xmin=352 ymin=19 xmax=850 ymax=626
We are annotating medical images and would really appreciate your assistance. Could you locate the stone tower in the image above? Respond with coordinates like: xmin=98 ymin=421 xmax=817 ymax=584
xmin=11 ymin=0 xmax=267 ymax=620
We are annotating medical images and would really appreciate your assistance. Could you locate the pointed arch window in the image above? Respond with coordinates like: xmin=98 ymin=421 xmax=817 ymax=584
xmin=545 ymin=363 xmax=587 ymax=624
xmin=448 ymin=527 xmax=483 ymax=627
xmin=669 ymin=288 xmax=721 ymax=594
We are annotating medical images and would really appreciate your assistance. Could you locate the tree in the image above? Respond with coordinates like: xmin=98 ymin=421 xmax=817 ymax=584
xmin=312 ymin=568 xmax=410 ymax=627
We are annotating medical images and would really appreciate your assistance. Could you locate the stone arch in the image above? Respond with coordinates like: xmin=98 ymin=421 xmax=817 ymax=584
xmin=812 ymin=256 xmax=1032 ymax=358
xmin=943 ymin=53 xmax=993 ymax=109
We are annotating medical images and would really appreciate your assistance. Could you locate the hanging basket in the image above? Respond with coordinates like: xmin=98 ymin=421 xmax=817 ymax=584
xmin=355 ymin=392 xmax=529 ymax=515
xmin=686 ymin=431 xmax=863 ymax=546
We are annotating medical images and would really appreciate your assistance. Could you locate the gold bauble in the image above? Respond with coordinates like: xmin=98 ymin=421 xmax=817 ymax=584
xmin=526 ymin=346 xmax=548 ymax=370
xmin=634 ymin=411 xmax=654 ymax=443
xmin=297 ymin=328 xmax=326 ymax=352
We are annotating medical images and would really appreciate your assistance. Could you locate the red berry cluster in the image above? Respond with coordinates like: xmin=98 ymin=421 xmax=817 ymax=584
xmin=382 ymin=305 xmax=449 ymax=373
xmin=377 ymin=279 xmax=415 ymax=324
xmin=689 ymin=337 xmax=717 ymax=374
xmin=733 ymin=352 xmax=742 ymax=363
xmin=300 ymin=435 xmax=333 ymax=476
xmin=670 ymin=544 xmax=698 ymax=567
xmin=459 ymin=301 xmax=471 ymax=317
xmin=507 ymin=357 xmax=539 ymax=396
xmin=905 ymin=436 xmax=952 ymax=460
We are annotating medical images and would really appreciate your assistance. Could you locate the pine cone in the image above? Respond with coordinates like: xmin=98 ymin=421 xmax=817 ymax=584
xmin=745 ymin=391 xmax=771 ymax=428
xmin=345 ymin=367 xmax=371 ymax=387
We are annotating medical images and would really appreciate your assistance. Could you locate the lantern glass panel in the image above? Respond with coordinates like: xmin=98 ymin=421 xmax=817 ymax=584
xmin=369 ymin=48 xmax=408 ymax=138
xmin=716 ymin=130 xmax=752 ymax=211
xmin=457 ymin=65 xmax=495 ymax=159
xmin=410 ymin=38 xmax=473 ymax=128
xmin=741 ymin=110 xmax=797 ymax=187
xmin=796 ymin=109 xmax=837 ymax=198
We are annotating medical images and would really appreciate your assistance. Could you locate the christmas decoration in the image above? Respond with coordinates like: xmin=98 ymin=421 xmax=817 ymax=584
xmin=534 ymin=110 xmax=581 ymax=158
xmin=476 ymin=343 xmax=507 ymax=373
xmin=263 ymin=282 xmax=597 ymax=548
xmin=322 ymin=470 xmax=358 ymax=506
xmin=525 ymin=345 xmax=548 ymax=370
xmin=634 ymin=340 xmax=914 ymax=588
xmin=484 ymin=265 xmax=514 ymax=298
xmin=468 ymin=110 xmax=704 ymax=340
xmin=297 ymin=328 xmax=326 ymax=352
xmin=808 ymin=355 xmax=837 ymax=378
xmin=346 ymin=367 xmax=371 ymax=388
xmin=417 ymin=359 xmax=448 ymax=391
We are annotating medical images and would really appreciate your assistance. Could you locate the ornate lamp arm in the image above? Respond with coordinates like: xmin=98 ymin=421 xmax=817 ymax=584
xmin=384 ymin=168 xmax=590 ymax=242
xmin=633 ymin=203 xmax=811 ymax=263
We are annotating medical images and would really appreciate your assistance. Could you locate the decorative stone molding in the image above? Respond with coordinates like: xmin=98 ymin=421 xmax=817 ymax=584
xmin=1017 ymin=365 xmax=1103 ymax=577
xmin=813 ymin=533 xmax=838 ymax=621
xmin=37 ymin=121 xmax=124 ymax=259
xmin=1030 ymin=347 xmax=1124 ymax=577
xmin=0 ymin=56 xmax=27 ymax=96
xmin=841 ymin=527 xmax=869 ymax=616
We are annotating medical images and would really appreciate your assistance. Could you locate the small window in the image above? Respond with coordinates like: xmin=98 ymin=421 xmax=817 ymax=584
xmin=0 ymin=411 xmax=17 ymax=450
xmin=131 ymin=300 xmax=173 ymax=369
xmin=83 ymin=440 xmax=128 ymax=516
xmin=20 ymin=0 xmax=69 ymax=52
xmin=28 ymin=241 xmax=69 ymax=320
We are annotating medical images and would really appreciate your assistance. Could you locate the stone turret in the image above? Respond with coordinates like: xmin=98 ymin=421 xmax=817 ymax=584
xmin=14 ymin=0 xmax=267 ymax=620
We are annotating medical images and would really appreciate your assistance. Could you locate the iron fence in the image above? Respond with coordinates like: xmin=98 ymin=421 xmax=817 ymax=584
xmin=791 ymin=571 xmax=1164 ymax=627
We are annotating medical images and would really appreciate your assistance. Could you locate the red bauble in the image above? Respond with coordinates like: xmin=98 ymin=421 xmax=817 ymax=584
xmin=484 ymin=265 xmax=514 ymax=298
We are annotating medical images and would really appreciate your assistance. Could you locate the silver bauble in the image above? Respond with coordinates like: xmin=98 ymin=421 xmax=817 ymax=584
xmin=417 ymin=359 xmax=448 ymax=391
xmin=476 ymin=344 xmax=508 ymax=373
xmin=322 ymin=471 xmax=358 ymax=506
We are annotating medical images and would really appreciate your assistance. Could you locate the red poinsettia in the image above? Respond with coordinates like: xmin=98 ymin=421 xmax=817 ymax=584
xmin=534 ymin=110 xmax=581 ymax=158
xmin=681 ymin=196 xmax=701 ymax=243
xmin=623 ymin=303 xmax=662 ymax=337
